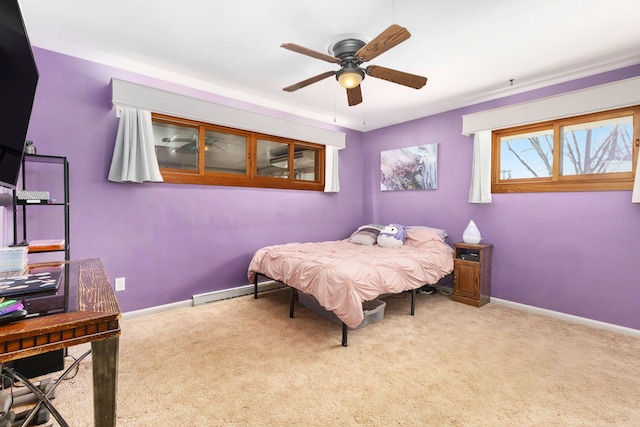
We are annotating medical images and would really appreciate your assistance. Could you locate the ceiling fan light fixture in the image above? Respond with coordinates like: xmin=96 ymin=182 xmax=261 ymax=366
xmin=337 ymin=71 xmax=362 ymax=89
xmin=336 ymin=65 xmax=364 ymax=89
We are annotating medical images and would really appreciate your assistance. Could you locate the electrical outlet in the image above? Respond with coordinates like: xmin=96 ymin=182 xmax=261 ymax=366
xmin=115 ymin=277 xmax=125 ymax=292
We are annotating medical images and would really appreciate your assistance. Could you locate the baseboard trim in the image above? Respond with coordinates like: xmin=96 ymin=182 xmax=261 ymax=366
xmin=124 ymin=288 xmax=639 ymax=340
xmin=122 ymin=300 xmax=192 ymax=320
xmin=491 ymin=297 xmax=640 ymax=339
xmin=122 ymin=281 xmax=284 ymax=320
xmin=192 ymin=281 xmax=283 ymax=306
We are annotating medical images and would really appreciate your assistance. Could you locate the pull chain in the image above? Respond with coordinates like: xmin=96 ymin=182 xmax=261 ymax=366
xmin=333 ymin=90 xmax=337 ymax=123
xmin=362 ymin=101 xmax=366 ymax=127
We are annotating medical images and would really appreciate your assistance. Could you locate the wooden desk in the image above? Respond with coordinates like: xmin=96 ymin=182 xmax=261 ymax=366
xmin=0 ymin=258 xmax=121 ymax=426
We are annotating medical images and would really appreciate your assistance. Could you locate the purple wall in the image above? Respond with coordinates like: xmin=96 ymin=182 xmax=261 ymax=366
xmin=10 ymin=48 xmax=364 ymax=312
xmin=4 ymin=46 xmax=639 ymax=331
xmin=364 ymin=64 xmax=640 ymax=330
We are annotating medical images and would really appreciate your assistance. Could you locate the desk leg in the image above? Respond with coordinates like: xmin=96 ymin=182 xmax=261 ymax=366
xmin=92 ymin=336 xmax=119 ymax=427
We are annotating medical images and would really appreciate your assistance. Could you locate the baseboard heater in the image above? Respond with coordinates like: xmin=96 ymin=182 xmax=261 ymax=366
xmin=192 ymin=281 xmax=283 ymax=306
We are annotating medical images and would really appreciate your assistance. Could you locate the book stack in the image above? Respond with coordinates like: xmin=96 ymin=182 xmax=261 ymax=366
xmin=0 ymin=246 xmax=28 ymax=273
xmin=28 ymin=239 xmax=65 ymax=252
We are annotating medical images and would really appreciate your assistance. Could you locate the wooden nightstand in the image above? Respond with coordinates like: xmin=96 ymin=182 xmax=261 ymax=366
xmin=452 ymin=242 xmax=493 ymax=307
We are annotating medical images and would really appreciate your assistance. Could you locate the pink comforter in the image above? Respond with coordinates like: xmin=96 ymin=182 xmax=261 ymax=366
xmin=247 ymin=229 xmax=454 ymax=328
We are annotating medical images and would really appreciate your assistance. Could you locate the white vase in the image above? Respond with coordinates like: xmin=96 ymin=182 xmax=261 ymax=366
xmin=463 ymin=220 xmax=482 ymax=244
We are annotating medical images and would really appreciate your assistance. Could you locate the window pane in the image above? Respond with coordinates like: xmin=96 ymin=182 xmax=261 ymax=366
xmin=153 ymin=121 xmax=199 ymax=171
xmin=257 ymin=139 xmax=289 ymax=178
xmin=560 ymin=116 xmax=633 ymax=176
xmin=499 ymin=130 xmax=554 ymax=179
xmin=203 ymin=129 xmax=247 ymax=174
xmin=151 ymin=113 xmax=326 ymax=190
xmin=293 ymin=147 xmax=318 ymax=181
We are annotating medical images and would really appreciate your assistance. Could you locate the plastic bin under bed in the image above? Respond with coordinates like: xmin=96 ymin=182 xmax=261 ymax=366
xmin=298 ymin=291 xmax=386 ymax=329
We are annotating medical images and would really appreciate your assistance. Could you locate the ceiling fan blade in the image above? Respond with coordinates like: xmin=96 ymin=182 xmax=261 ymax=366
xmin=356 ymin=24 xmax=411 ymax=62
xmin=365 ymin=65 xmax=427 ymax=89
xmin=346 ymin=85 xmax=362 ymax=106
xmin=281 ymin=43 xmax=341 ymax=64
xmin=283 ymin=71 xmax=336 ymax=92
xmin=162 ymin=137 xmax=195 ymax=143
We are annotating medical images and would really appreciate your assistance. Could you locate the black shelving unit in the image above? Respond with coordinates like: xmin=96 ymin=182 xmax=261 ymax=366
xmin=8 ymin=154 xmax=70 ymax=381
xmin=12 ymin=154 xmax=70 ymax=261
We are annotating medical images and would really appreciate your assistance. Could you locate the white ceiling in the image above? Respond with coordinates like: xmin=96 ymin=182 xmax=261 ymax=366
xmin=19 ymin=0 xmax=640 ymax=132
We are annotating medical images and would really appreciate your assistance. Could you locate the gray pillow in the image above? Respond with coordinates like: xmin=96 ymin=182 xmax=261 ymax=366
xmin=348 ymin=224 xmax=385 ymax=246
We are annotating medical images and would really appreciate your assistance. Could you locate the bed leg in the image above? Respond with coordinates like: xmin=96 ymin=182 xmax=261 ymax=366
xmin=253 ymin=274 xmax=259 ymax=299
xmin=342 ymin=323 xmax=348 ymax=347
xmin=410 ymin=289 xmax=416 ymax=316
xmin=289 ymin=287 xmax=295 ymax=318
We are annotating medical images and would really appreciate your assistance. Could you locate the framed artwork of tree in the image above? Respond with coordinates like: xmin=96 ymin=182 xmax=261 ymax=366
xmin=380 ymin=143 xmax=438 ymax=191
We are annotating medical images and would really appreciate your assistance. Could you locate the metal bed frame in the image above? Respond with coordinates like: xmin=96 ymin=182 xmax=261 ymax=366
xmin=252 ymin=272 xmax=453 ymax=347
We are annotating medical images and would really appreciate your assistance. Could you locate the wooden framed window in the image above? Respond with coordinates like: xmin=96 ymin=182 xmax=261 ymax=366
xmin=151 ymin=113 xmax=325 ymax=191
xmin=492 ymin=106 xmax=640 ymax=193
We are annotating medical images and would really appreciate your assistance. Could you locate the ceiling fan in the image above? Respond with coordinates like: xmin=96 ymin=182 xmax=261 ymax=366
xmin=161 ymin=136 xmax=220 ymax=154
xmin=281 ymin=24 xmax=427 ymax=106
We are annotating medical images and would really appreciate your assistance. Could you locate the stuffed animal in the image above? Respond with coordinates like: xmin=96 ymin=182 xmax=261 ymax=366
xmin=377 ymin=223 xmax=407 ymax=247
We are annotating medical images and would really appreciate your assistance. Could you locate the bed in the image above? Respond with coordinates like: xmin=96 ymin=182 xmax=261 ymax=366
xmin=247 ymin=225 xmax=454 ymax=346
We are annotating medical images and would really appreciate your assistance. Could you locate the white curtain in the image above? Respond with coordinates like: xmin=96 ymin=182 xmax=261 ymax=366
xmin=633 ymin=153 xmax=640 ymax=203
xmin=108 ymin=107 xmax=163 ymax=183
xmin=468 ymin=130 xmax=492 ymax=203
xmin=324 ymin=145 xmax=340 ymax=192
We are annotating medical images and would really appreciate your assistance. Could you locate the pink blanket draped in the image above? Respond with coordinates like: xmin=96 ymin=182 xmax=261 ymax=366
xmin=247 ymin=229 xmax=453 ymax=328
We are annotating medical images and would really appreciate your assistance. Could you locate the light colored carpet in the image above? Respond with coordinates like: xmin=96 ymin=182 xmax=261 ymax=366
xmin=39 ymin=289 xmax=640 ymax=426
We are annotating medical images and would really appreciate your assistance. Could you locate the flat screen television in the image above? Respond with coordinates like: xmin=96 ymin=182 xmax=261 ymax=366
xmin=0 ymin=0 xmax=39 ymax=189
